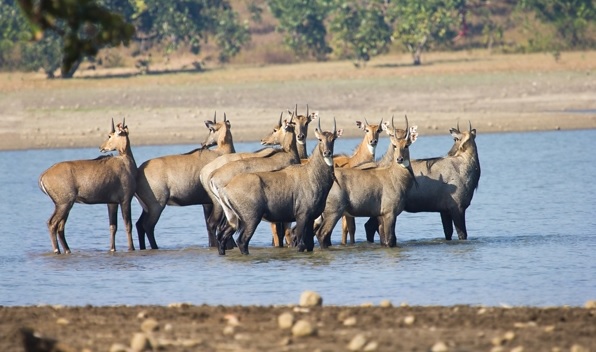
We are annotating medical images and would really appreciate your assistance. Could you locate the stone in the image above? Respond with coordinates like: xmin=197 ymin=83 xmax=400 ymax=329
xmin=431 ymin=341 xmax=449 ymax=352
xmin=299 ymin=291 xmax=322 ymax=307
xmin=584 ymin=300 xmax=596 ymax=309
xmin=278 ymin=312 xmax=295 ymax=329
xmin=347 ymin=334 xmax=367 ymax=351
xmin=292 ymin=320 xmax=316 ymax=337
xmin=379 ymin=300 xmax=392 ymax=308
xmin=403 ymin=315 xmax=415 ymax=325
xmin=364 ymin=341 xmax=379 ymax=351
xmin=141 ymin=318 xmax=159 ymax=333
xmin=108 ymin=343 xmax=129 ymax=352
xmin=130 ymin=332 xmax=151 ymax=352
xmin=343 ymin=316 xmax=357 ymax=326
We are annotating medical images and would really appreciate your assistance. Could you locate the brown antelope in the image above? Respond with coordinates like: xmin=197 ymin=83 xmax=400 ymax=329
xmin=315 ymin=116 xmax=418 ymax=248
xmin=333 ymin=119 xmax=384 ymax=243
xmin=215 ymin=118 xmax=342 ymax=255
xmin=364 ymin=121 xmax=480 ymax=242
xmin=203 ymin=114 xmax=301 ymax=247
xmin=135 ymin=113 xmax=235 ymax=250
xmin=288 ymin=104 xmax=318 ymax=160
xmin=39 ymin=119 xmax=137 ymax=254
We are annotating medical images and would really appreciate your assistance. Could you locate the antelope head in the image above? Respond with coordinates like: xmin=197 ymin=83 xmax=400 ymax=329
xmin=314 ymin=117 xmax=343 ymax=167
xmin=260 ymin=111 xmax=285 ymax=145
xmin=291 ymin=104 xmax=318 ymax=145
xmin=203 ymin=112 xmax=231 ymax=148
xmin=356 ymin=118 xmax=383 ymax=155
xmin=388 ymin=115 xmax=418 ymax=169
xmin=100 ymin=118 xmax=129 ymax=154
xmin=449 ymin=121 xmax=477 ymax=156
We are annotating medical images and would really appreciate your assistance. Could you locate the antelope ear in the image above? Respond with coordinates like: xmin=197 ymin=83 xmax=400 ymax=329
xmin=356 ymin=121 xmax=364 ymax=130
xmin=309 ymin=111 xmax=319 ymax=122
xmin=381 ymin=121 xmax=391 ymax=132
xmin=409 ymin=126 xmax=418 ymax=143
xmin=205 ymin=120 xmax=214 ymax=129
xmin=471 ymin=129 xmax=477 ymax=136
xmin=336 ymin=129 xmax=343 ymax=138
xmin=449 ymin=128 xmax=462 ymax=139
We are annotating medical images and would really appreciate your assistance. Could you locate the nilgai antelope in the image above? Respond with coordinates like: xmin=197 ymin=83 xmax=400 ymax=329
xmin=135 ymin=113 xmax=235 ymax=250
xmin=334 ymin=119 xmax=384 ymax=243
xmin=288 ymin=104 xmax=318 ymax=160
xmin=364 ymin=121 xmax=480 ymax=241
xmin=215 ymin=118 xmax=342 ymax=255
xmin=315 ymin=116 xmax=418 ymax=248
xmin=203 ymin=114 xmax=301 ymax=247
xmin=39 ymin=119 xmax=137 ymax=254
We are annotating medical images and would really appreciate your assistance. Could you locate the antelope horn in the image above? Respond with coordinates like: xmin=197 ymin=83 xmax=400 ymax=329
xmin=379 ymin=117 xmax=383 ymax=126
xmin=111 ymin=118 xmax=115 ymax=133
xmin=224 ymin=112 xmax=227 ymax=122
xmin=213 ymin=111 xmax=217 ymax=123
xmin=318 ymin=115 xmax=322 ymax=131
xmin=468 ymin=120 xmax=472 ymax=132
xmin=306 ymin=104 xmax=309 ymax=118
xmin=457 ymin=120 xmax=460 ymax=132
xmin=295 ymin=104 xmax=298 ymax=117
xmin=404 ymin=115 xmax=410 ymax=140
xmin=278 ymin=111 xmax=283 ymax=127
xmin=122 ymin=117 xmax=126 ymax=129
xmin=364 ymin=117 xmax=369 ymax=126
xmin=288 ymin=111 xmax=294 ymax=124
xmin=391 ymin=115 xmax=395 ymax=130
xmin=333 ymin=117 xmax=337 ymax=135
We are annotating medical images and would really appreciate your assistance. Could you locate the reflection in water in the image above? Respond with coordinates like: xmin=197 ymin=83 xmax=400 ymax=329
xmin=1 ymin=130 xmax=595 ymax=307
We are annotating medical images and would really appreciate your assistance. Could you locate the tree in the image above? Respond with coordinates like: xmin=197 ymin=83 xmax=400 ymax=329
xmin=267 ymin=0 xmax=332 ymax=60
xmin=519 ymin=0 xmax=595 ymax=48
xmin=132 ymin=0 xmax=249 ymax=65
xmin=0 ymin=0 xmax=32 ymax=69
xmin=329 ymin=0 xmax=393 ymax=67
xmin=17 ymin=0 xmax=135 ymax=78
xmin=387 ymin=0 xmax=461 ymax=65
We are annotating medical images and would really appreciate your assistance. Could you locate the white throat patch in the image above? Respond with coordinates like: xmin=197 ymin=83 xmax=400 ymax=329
xmin=400 ymin=159 xmax=410 ymax=168
xmin=367 ymin=144 xmax=376 ymax=155
xmin=324 ymin=156 xmax=333 ymax=167
xmin=297 ymin=140 xmax=305 ymax=145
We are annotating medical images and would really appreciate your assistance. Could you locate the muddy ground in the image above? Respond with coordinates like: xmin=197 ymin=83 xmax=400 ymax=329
xmin=1 ymin=51 xmax=595 ymax=351
xmin=1 ymin=303 xmax=595 ymax=352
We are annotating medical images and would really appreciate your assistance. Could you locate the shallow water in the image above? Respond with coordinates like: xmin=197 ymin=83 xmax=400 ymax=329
xmin=1 ymin=129 xmax=594 ymax=307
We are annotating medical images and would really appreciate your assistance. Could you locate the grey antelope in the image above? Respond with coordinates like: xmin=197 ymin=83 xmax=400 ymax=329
xmin=39 ymin=119 xmax=137 ymax=254
xmin=215 ymin=118 xmax=342 ymax=255
xmin=135 ymin=113 xmax=235 ymax=250
xmin=364 ymin=121 xmax=481 ymax=242
xmin=202 ymin=113 xmax=301 ymax=247
xmin=315 ymin=116 xmax=418 ymax=248
xmin=334 ymin=119 xmax=384 ymax=243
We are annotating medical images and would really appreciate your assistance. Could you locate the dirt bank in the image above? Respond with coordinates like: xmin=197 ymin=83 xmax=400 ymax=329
xmin=1 ymin=51 xmax=595 ymax=151
xmin=2 ymin=303 xmax=595 ymax=352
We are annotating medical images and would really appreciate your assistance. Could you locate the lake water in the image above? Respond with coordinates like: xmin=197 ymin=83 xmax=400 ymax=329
xmin=1 ymin=129 xmax=594 ymax=307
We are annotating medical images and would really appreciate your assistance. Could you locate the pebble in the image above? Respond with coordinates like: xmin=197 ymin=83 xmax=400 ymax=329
xmin=510 ymin=346 xmax=524 ymax=352
xmin=360 ymin=302 xmax=374 ymax=307
xmin=130 ymin=332 xmax=151 ymax=352
xmin=403 ymin=315 xmax=415 ymax=325
xmin=431 ymin=341 xmax=449 ymax=352
xmin=347 ymin=334 xmax=367 ymax=351
xmin=379 ymin=300 xmax=392 ymax=307
xmin=56 ymin=318 xmax=70 ymax=325
xmin=363 ymin=341 xmax=379 ymax=351
xmin=504 ymin=331 xmax=516 ymax=341
xmin=292 ymin=319 xmax=316 ymax=337
xmin=136 ymin=311 xmax=148 ymax=320
xmin=109 ymin=343 xmax=129 ymax=352
xmin=343 ymin=316 xmax=357 ymax=326
xmin=278 ymin=312 xmax=294 ymax=329
xmin=585 ymin=300 xmax=596 ymax=309
xmin=571 ymin=345 xmax=588 ymax=352
xmin=223 ymin=325 xmax=236 ymax=336
xmin=224 ymin=314 xmax=241 ymax=326
xmin=141 ymin=318 xmax=159 ymax=333
xmin=300 ymin=291 xmax=322 ymax=307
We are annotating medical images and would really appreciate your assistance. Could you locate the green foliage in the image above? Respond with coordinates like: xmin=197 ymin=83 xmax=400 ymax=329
xmin=132 ymin=0 xmax=249 ymax=62
xmin=519 ymin=0 xmax=595 ymax=48
xmin=0 ymin=0 xmax=31 ymax=68
xmin=20 ymin=32 xmax=63 ymax=78
xmin=17 ymin=0 xmax=135 ymax=78
xmin=387 ymin=0 xmax=460 ymax=65
xmin=329 ymin=0 xmax=392 ymax=66
xmin=267 ymin=0 xmax=332 ymax=60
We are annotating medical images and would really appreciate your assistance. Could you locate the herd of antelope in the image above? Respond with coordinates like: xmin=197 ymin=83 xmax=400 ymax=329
xmin=39 ymin=106 xmax=481 ymax=255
